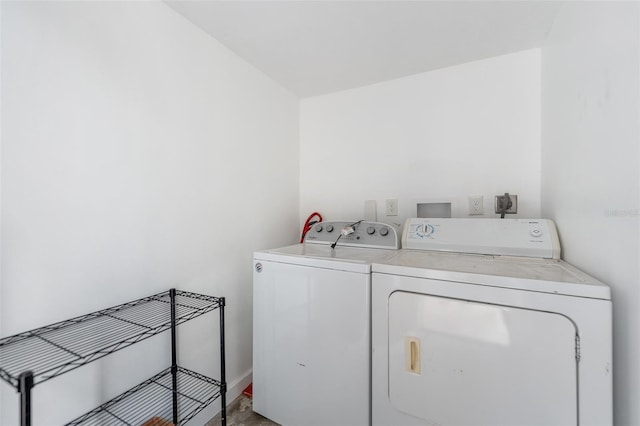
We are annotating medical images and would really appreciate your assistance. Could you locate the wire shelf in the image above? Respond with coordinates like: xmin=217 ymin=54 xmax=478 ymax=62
xmin=0 ymin=290 xmax=223 ymax=389
xmin=65 ymin=366 xmax=222 ymax=426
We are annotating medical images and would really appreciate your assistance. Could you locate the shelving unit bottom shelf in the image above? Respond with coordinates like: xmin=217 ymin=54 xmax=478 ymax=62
xmin=66 ymin=366 xmax=222 ymax=426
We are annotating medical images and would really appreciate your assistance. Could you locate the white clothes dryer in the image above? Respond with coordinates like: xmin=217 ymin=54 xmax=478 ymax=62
xmin=253 ymin=221 xmax=400 ymax=426
xmin=372 ymin=218 xmax=612 ymax=426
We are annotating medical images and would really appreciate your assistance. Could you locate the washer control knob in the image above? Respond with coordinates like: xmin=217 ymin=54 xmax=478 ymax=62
xmin=380 ymin=227 xmax=389 ymax=236
xmin=326 ymin=225 xmax=334 ymax=232
xmin=367 ymin=226 xmax=376 ymax=235
xmin=530 ymin=228 xmax=542 ymax=237
xmin=315 ymin=225 xmax=323 ymax=232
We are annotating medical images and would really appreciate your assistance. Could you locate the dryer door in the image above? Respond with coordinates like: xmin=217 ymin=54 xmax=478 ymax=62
xmin=389 ymin=291 xmax=578 ymax=426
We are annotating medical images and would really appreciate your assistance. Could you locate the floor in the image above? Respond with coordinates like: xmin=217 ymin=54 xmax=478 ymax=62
xmin=207 ymin=395 xmax=279 ymax=426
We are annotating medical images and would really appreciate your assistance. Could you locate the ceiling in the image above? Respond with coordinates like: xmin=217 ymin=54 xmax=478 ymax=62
xmin=165 ymin=1 xmax=563 ymax=98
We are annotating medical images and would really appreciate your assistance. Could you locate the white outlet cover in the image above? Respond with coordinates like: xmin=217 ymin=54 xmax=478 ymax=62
xmin=468 ymin=196 xmax=484 ymax=215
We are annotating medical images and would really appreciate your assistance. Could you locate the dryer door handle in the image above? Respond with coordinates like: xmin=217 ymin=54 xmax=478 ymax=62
xmin=405 ymin=337 xmax=421 ymax=375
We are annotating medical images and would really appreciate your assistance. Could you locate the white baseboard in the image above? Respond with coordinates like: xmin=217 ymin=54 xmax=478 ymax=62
xmin=191 ymin=369 xmax=253 ymax=425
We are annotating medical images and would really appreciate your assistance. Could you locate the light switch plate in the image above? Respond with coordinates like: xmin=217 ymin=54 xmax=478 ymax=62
xmin=386 ymin=199 xmax=398 ymax=216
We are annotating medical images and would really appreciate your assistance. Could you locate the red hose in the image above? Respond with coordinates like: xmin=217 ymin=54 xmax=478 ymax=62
xmin=300 ymin=212 xmax=323 ymax=243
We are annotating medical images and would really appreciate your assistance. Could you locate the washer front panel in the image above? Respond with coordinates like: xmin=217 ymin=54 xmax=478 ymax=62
xmin=253 ymin=260 xmax=371 ymax=426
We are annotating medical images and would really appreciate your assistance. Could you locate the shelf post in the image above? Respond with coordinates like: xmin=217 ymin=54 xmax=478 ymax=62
xmin=170 ymin=288 xmax=178 ymax=425
xmin=219 ymin=297 xmax=226 ymax=426
xmin=18 ymin=371 xmax=33 ymax=426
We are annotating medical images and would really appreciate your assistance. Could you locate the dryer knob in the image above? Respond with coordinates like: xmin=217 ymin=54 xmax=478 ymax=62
xmin=380 ymin=227 xmax=389 ymax=236
xmin=315 ymin=225 xmax=323 ymax=232
xmin=530 ymin=228 xmax=542 ymax=237
xmin=326 ymin=225 xmax=334 ymax=232
xmin=367 ymin=226 xmax=376 ymax=235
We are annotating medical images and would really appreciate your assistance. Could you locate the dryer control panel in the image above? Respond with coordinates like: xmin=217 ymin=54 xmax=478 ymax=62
xmin=402 ymin=218 xmax=560 ymax=259
xmin=305 ymin=221 xmax=401 ymax=249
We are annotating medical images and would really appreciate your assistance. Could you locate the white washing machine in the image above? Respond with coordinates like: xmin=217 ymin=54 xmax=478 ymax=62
xmin=253 ymin=220 xmax=401 ymax=426
xmin=372 ymin=218 xmax=612 ymax=426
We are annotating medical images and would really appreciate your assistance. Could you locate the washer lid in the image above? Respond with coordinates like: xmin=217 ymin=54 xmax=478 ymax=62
xmin=254 ymin=243 xmax=399 ymax=273
xmin=373 ymin=250 xmax=610 ymax=299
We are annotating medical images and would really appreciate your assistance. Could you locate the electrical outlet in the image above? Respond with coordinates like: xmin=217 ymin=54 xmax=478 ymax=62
xmin=494 ymin=194 xmax=518 ymax=214
xmin=386 ymin=199 xmax=398 ymax=216
xmin=468 ymin=196 xmax=484 ymax=215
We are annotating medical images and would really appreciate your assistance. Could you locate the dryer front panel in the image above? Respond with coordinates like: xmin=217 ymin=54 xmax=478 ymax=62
xmin=388 ymin=291 xmax=578 ymax=426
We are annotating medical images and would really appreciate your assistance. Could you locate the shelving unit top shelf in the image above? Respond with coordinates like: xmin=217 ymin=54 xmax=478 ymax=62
xmin=0 ymin=290 xmax=223 ymax=389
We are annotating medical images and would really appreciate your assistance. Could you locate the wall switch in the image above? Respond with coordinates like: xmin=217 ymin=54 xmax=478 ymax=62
xmin=468 ymin=196 xmax=484 ymax=215
xmin=364 ymin=200 xmax=377 ymax=221
xmin=494 ymin=194 xmax=518 ymax=214
xmin=386 ymin=199 xmax=398 ymax=216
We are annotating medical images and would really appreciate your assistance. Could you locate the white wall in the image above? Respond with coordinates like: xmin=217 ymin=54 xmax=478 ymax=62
xmin=0 ymin=1 xmax=299 ymax=424
xmin=541 ymin=2 xmax=640 ymax=425
xmin=300 ymin=49 xmax=541 ymax=228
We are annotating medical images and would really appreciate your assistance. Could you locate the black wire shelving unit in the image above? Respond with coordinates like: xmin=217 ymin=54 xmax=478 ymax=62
xmin=0 ymin=289 xmax=226 ymax=426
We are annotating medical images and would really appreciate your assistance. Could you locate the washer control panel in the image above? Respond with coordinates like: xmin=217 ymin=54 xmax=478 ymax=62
xmin=305 ymin=221 xmax=401 ymax=249
xmin=403 ymin=218 xmax=561 ymax=259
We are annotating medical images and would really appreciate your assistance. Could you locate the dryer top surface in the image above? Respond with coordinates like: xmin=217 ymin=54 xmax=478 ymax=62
xmin=373 ymin=250 xmax=610 ymax=299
